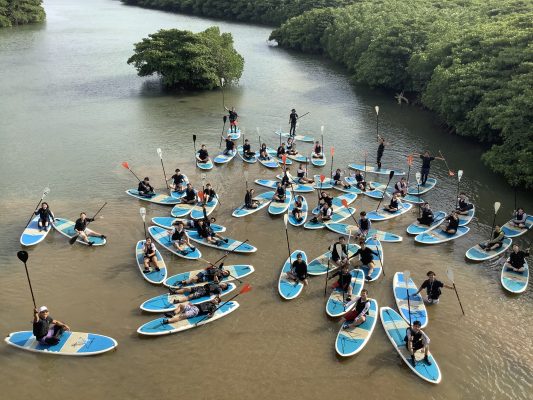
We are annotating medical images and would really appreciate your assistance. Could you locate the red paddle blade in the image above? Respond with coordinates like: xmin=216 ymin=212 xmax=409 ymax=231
xmin=341 ymin=199 xmax=348 ymax=208
xmin=240 ymin=283 xmax=252 ymax=294
xmin=330 ymin=147 xmax=335 ymax=156
xmin=198 ymin=191 xmax=205 ymax=201
xmin=407 ymin=155 xmax=413 ymax=166
xmin=282 ymin=154 xmax=287 ymax=165
xmin=121 ymin=161 xmax=129 ymax=169
xmin=320 ymin=175 xmax=326 ymax=183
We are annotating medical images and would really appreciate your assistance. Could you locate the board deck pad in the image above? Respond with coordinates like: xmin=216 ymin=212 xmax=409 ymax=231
xmin=335 ymin=299 xmax=378 ymax=357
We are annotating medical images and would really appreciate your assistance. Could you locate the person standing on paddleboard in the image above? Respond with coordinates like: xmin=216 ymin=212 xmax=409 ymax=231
xmin=479 ymin=226 xmax=505 ymax=251
xmin=417 ymin=203 xmax=435 ymax=226
xmin=289 ymin=108 xmax=298 ymax=136
xmin=224 ymin=106 xmax=238 ymax=133
xmin=169 ymin=169 xmax=186 ymax=192
xmin=162 ymin=296 xmax=221 ymax=324
xmin=138 ymin=177 xmax=155 ymax=197
xmin=342 ymin=289 xmax=371 ymax=329
xmin=376 ymin=135 xmax=388 ymax=170
xmin=504 ymin=244 xmax=530 ymax=273
xmin=142 ymin=237 xmax=160 ymax=273
xmin=35 ymin=202 xmax=55 ymax=232
xmin=411 ymin=151 xmax=445 ymax=185
xmin=413 ymin=271 xmax=453 ymax=305
xmin=405 ymin=321 xmax=432 ymax=366
xmin=33 ymin=306 xmax=70 ymax=345
xmin=75 ymin=212 xmax=105 ymax=246
xmin=286 ymin=252 xmax=308 ymax=286
xmin=349 ymin=239 xmax=379 ymax=281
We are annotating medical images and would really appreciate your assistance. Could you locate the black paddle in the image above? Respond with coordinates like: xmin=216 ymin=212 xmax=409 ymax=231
xmin=446 ymin=267 xmax=465 ymax=315
xmin=17 ymin=251 xmax=36 ymax=308
xmin=375 ymin=170 xmax=395 ymax=211
xmin=23 ymin=187 xmax=50 ymax=231
xmin=69 ymin=202 xmax=107 ymax=245
xmin=219 ymin=115 xmax=227 ymax=149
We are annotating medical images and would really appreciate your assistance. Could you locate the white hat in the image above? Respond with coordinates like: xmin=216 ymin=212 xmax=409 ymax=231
xmin=38 ymin=306 xmax=48 ymax=312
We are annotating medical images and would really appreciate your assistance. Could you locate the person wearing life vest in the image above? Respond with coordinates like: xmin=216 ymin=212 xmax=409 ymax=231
xmin=196 ymin=219 xmax=228 ymax=246
xmin=74 ymin=212 xmax=105 ymax=246
xmin=168 ymin=282 xmax=229 ymax=303
xmin=318 ymin=191 xmax=333 ymax=208
xmin=34 ymin=202 xmax=55 ymax=231
xmin=142 ymin=237 xmax=160 ymax=274
xmin=405 ymin=320 xmax=432 ymax=366
xmin=349 ymin=239 xmax=378 ymax=281
xmin=355 ymin=211 xmax=372 ymax=238
xmin=225 ymin=106 xmax=238 ymax=133
xmin=203 ymin=183 xmax=216 ymax=203
xmin=280 ymin=167 xmax=292 ymax=188
xmin=417 ymin=202 xmax=435 ymax=226
xmin=286 ymin=137 xmax=298 ymax=155
xmin=456 ymin=192 xmax=474 ymax=214
xmin=332 ymin=169 xmax=351 ymax=189
xmin=259 ymin=143 xmax=271 ymax=161
xmin=286 ymin=252 xmax=308 ymax=286
xmin=197 ymin=144 xmax=211 ymax=164
xmin=413 ymin=271 xmax=453 ymax=305
xmin=384 ymin=192 xmax=401 ymax=212
xmin=169 ymin=221 xmax=194 ymax=255
xmin=310 ymin=202 xmax=332 ymax=224
xmin=328 ymin=264 xmax=353 ymax=301
xmin=504 ymin=244 xmax=530 ymax=273
xmin=273 ymin=182 xmax=286 ymax=202
xmin=32 ymin=306 xmax=70 ymax=345
xmin=341 ymin=289 xmax=371 ymax=329
xmin=291 ymin=195 xmax=305 ymax=223
xmin=169 ymin=169 xmax=186 ymax=192
xmin=329 ymin=236 xmax=350 ymax=268
xmin=289 ymin=108 xmax=298 ymax=136
xmin=242 ymin=139 xmax=255 ymax=159
xmin=442 ymin=211 xmax=459 ymax=234
xmin=162 ymin=296 xmax=221 ymax=324
xmin=138 ymin=177 xmax=155 ymax=197
xmin=277 ymin=142 xmax=287 ymax=158
xmin=177 ymin=264 xmax=230 ymax=286
xmin=296 ymin=163 xmax=314 ymax=184
xmin=511 ymin=208 xmax=528 ymax=228
xmin=394 ymin=177 xmax=408 ymax=196
xmin=354 ymin=170 xmax=373 ymax=191
xmin=479 ymin=226 xmax=505 ymax=251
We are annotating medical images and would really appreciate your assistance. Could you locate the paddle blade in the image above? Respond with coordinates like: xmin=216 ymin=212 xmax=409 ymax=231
xmin=17 ymin=250 xmax=28 ymax=263
xmin=321 ymin=125 xmax=324 ymax=134
xmin=198 ymin=191 xmax=205 ymax=201
xmin=458 ymin=170 xmax=464 ymax=181
xmin=68 ymin=235 xmax=78 ymax=245
xmin=193 ymin=134 xmax=197 ymax=142
xmin=374 ymin=106 xmax=379 ymax=115
xmin=388 ymin=170 xmax=395 ymax=180
xmin=446 ymin=267 xmax=455 ymax=283
xmin=415 ymin=172 xmax=421 ymax=184
xmin=220 ymin=77 xmax=225 ymax=87
xmin=330 ymin=147 xmax=335 ymax=156
xmin=239 ymin=283 xmax=252 ymax=294
xmin=407 ymin=155 xmax=413 ymax=166
xmin=43 ymin=187 xmax=51 ymax=197
xmin=341 ymin=199 xmax=348 ymax=208
xmin=494 ymin=202 xmax=501 ymax=214
xmin=121 ymin=161 xmax=129 ymax=170
xmin=282 ymin=154 xmax=287 ymax=165
xmin=139 ymin=207 xmax=146 ymax=221
xmin=156 ymin=148 xmax=162 ymax=159
xmin=320 ymin=175 xmax=326 ymax=183
xmin=283 ymin=213 xmax=288 ymax=228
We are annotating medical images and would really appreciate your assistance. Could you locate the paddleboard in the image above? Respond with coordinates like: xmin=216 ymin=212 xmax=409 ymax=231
xmin=254 ymin=179 xmax=282 ymax=190
xmin=360 ymin=238 xmax=383 ymax=282
xmin=196 ymin=152 xmax=213 ymax=170
xmin=335 ymin=299 xmax=378 ymax=357
xmin=414 ymin=226 xmax=470 ymax=244
xmin=311 ymin=192 xmax=358 ymax=214
xmin=313 ymin=177 xmax=335 ymax=190
xmin=268 ymin=190 xmax=292 ymax=215
xmin=348 ymin=163 xmax=405 ymax=176
xmin=232 ymin=191 xmax=274 ymax=217
xmin=287 ymin=153 xmax=308 ymax=163
xmin=333 ymin=182 xmax=363 ymax=195
xmin=406 ymin=211 xmax=447 ymax=235
xmin=307 ymin=243 xmax=360 ymax=276
xmin=364 ymin=182 xmax=424 ymax=204
xmin=135 ymin=240 xmax=168 ymax=285
xmin=151 ymin=217 xmax=226 ymax=233
xmin=266 ymin=147 xmax=293 ymax=165
xmin=227 ymin=128 xmax=241 ymax=140
xmin=140 ymin=282 xmax=236 ymax=312
xmin=325 ymin=224 xmax=403 ymax=243
xmin=237 ymin=145 xmax=258 ymax=164
xmin=164 ymin=265 xmax=255 ymax=288
xmin=380 ymin=307 xmax=441 ymax=384
xmin=458 ymin=206 xmax=475 ymax=226
xmin=126 ymin=189 xmax=181 ymax=205
xmin=310 ymin=152 xmax=326 ymax=167
xmin=304 ymin=207 xmax=355 ymax=229
xmin=501 ymin=261 xmax=529 ymax=294
xmin=278 ymin=250 xmax=307 ymax=300
xmin=52 ymin=218 xmax=106 ymax=246
xmin=186 ymin=231 xmax=257 ymax=253
xmin=275 ymin=130 xmax=314 ymax=143
xmin=326 ymin=269 xmax=365 ymax=317
xmin=367 ymin=203 xmax=413 ymax=222
xmin=407 ymin=178 xmax=437 ymax=195
xmin=5 ymin=331 xmax=117 ymax=356
xmin=137 ymin=301 xmax=239 ymax=336
xmin=169 ymin=174 xmax=189 ymax=199
xmin=20 ymin=216 xmax=52 ymax=246
xmin=501 ymin=215 xmax=533 ymax=238
xmin=214 ymin=149 xmax=237 ymax=164
xmin=190 ymin=196 xmax=218 ymax=220
xmin=288 ymin=195 xmax=308 ymax=226
xmin=148 ymin=226 xmax=201 ymax=260
xmin=258 ymin=155 xmax=280 ymax=169
xmin=393 ymin=272 xmax=428 ymax=328
xmin=170 ymin=200 xmax=196 ymax=218
xmin=465 ymin=237 xmax=512 ymax=262
xmin=275 ymin=172 xmax=315 ymax=193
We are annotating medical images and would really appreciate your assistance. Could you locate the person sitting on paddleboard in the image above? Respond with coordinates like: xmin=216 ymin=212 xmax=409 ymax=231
xmin=354 ymin=170 xmax=372 ymax=191
xmin=441 ymin=211 xmax=459 ymax=234
xmin=297 ymin=164 xmax=314 ymax=183
xmin=511 ymin=208 xmax=528 ymax=228
xmin=74 ymin=212 xmax=105 ymax=246
xmin=225 ymin=106 xmax=238 ymax=133
xmin=35 ymin=202 xmax=55 ymax=232
xmin=412 ymin=151 xmax=444 ymax=185
xmin=332 ymin=169 xmax=351 ymax=189
xmin=277 ymin=142 xmax=287 ymax=158
xmin=349 ymin=239 xmax=379 ymax=281
xmin=178 ymin=264 xmax=230 ymax=286
xmin=170 ymin=221 xmax=194 ymax=255
xmin=203 ymin=183 xmax=216 ymax=203
xmin=286 ymin=252 xmax=308 ymax=286
xmin=197 ymin=144 xmax=210 ymax=164
xmin=168 ymin=282 xmax=229 ymax=303
xmin=280 ymin=167 xmax=293 ymax=188
xmin=405 ymin=320 xmax=432 ymax=366
xmin=504 ymin=244 xmax=530 ymax=273
xmin=138 ymin=177 xmax=155 ymax=197
xmin=310 ymin=203 xmax=332 ymax=224
xmin=456 ymin=192 xmax=474 ymax=214
xmin=244 ymin=188 xmax=260 ymax=209
xmin=417 ymin=202 xmax=435 ymax=226
xmin=376 ymin=135 xmax=388 ymax=170
xmin=259 ymin=143 xmax=271 ymax=161
xmin=273 ymin=182 xmax=286 ymax=202
xmin=354 ymin=211 xmax=372 ymax=238
xmin=312 ymin=141 xmax=323 ymax=158
xmin=413 ymin=271 xmax=453 ymax=305
xmin=289 ymin=108 xmax=298 ymax=136
xmin=384 ymin=192 xmax=401 ymax=212
xmin=286 ymin=137 xmax=298 ymax=155
xmin=328 ymin=264 xmax=353 ymax=301
xmin=341 ymin=289 xmax=371 ymax=329
xmin=196 ymin=219 xmax=228 ymax=246
xmin=292 ymin=195 xmax=305 ymax=222
xmin=162 ymin=296 xmax=221 ymax=324
xmin=182 ymin=183 xmax=197 ymax=205
xmin=222 ymin=134 xmax=236 ymax=156
xmin=479 ymin=226 xmax=505 ymax=251
xmin=394 ymin=177 xmax=408 ymax=196
xmin=242 ymin=139 xmax=255 ymax=159
xmin=142 ymin=237 xmax=160 ymax=273
xmin=33 ymin=306 xmax=70 ymax=346
xmin=329 ymin=236 xmax=350 ymax=268
xmin=169 ymin=169 xmax=186 ymax=192
xmin=318 ymin=191 xmax=333 ymax=208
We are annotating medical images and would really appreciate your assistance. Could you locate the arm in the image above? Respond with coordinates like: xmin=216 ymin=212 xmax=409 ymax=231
xmin=52 ymin=319 xmax=70 ymax=331
xmin=33 ymin=309 xmax=39 ymax=323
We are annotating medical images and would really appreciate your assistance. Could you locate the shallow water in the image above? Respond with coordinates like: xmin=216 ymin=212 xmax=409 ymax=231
xmin=0 ymin=1 xmax=531 ymax=399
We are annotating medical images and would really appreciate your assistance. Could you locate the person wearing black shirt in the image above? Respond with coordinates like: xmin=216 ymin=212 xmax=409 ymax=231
xmin=342 ymin=289 xmax=371 ymax=329
xmin=456 ymin=192 xmax=474 ymax=214
xmin=277 ymin=143 xmax=287 ymax=158
xmin=34 ymin=202 xmax=55 ymax=231
xmin=384 ymin=193 xmax=400 ymax=212
xmin=291 ymin=195 xmax=305 ymax=222
xmin=244 ymin=189 xmax=260 ymax=209
xmin=479 ymin=226 xmax=505 ymax=251
xmin=297 ymin=164 xmax=314 ymax=184
xmin=196 ymin=219 xmax=227 ymax=245
xmin=349 ymin=240 xmax=378 ymax=281
xmin=221 ymin=134 xmax=236 ymax=156
xmin=442 ymin=211 xmax=459 ymax=234
xmin=312 ymin=140 xmax=323 ymax=158
xmin=318 ymin=191 xmax=333 ymax=208
xmin=414 ymin=271 xmax=453 ymax=305
xmin=162 ymin=296 xmax=221 ymax=324
xmin=259 ymin=143 xmax=271 ymax=161
xmin=329 ymin=237 xmax=349 ymax=268
xmin=182 ymin=183 xmax=197 ymax=205
xmin=289 ymin=108 xmax=298 ymax=136
xmin=332 ymin=169 xmax=351 ymax=189
xmin=142 ymin=237 xmax=160 ymax=273
xmin=354 ymin=170 xmax=373 ymax=191
xmin=178 ymin=264 xmax=230 ymax=286
xmin=203 ymin=183 xmax=216 ymax=203
xmin=169 ymin=221 xmax=194 ymax=255
xmin=356 ymin=211 xmax=372 ymax=238
xmin=376 ymin=135 xmax=387 ymax=169
xmin=138 ymin=177 xmax=155 ymax=197
xmin=32 ymin=306 xmax=70 ymax=345
xmin=286 ymin=137 xmax=298 ymax=155
xmin=394 ymin=177 xmax=408 ymax=196
xmin=224 ymin=106 xmax=238 ymax=133
xmin=242 ymin=139 xmax=255 ymax=159
xmin=74 ymin=212 xmax=105 ymax=246
xmin=405 ymin=320 xmax=432 ymax=366
xmin=328 ymin=264 xmax=353 ymax=301
xmin=286 ymin=252 xmax=308 ymax=286
xmin=412 ymin=151 xmax=444 ymax=185
xmin=417 ymin=202 xmax=435 ymax=226
xmin=197 ymin=144 xmax=210 ymax=164
xmin=511 ymin=208 xmax=528 ymax=228
xmin=504 ymin=245 xmax=530 ymax=272
xmin=273 ymin=183 xmax=286 ymax=202
xmin=169 ymin=169 xmax=186 ymax=192
xmin=168 ymin=282 xmax=229 ymax=303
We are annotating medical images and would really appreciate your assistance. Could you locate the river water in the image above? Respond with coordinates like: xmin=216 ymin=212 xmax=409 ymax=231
xmin=0 ymin=0 xmax=531 ymax=398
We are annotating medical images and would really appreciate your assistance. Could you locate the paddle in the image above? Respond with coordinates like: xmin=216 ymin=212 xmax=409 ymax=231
xmin=244 ymin=170 xmax=249 ymax=191
xmin=446 ymin=267 xmax=465 ymax=316
xmin=455 ymin=169 xmax=464 ymax=208
xmin=192 ymin=135 xmax=198 ymax=163
xmin=438 ymin=150 xmax=455 ymax=176
xmin=298 ymin=112 xmax=310 ymax=120
xmin=220 ymin=77 xmax=225 ymax=110
xmin=194 ymin=283 xmax=252 ymax=326
xmin=69 ymin=202 xmax=107 ymax=245
xmin=403 ymin=270 xmax=412 ymax=327
xmin=374 ymin=106 xmax=379 ymax=140
xmin=316 ymin=174 xmax=326 ymax=206
xmin=489 ymin=202 xmax=502 ymax=241
xmin=324 ymin=257 xmax=330 ymax=298
xmin=156 ymin=148 xmax=170 ymax=190
xmin=283 ymin=213 xmax=292 ymax=262
xmin=342 ymin=199 xmax=359 ymax=230
xmin=375 ymin=170 xmax=395 ymax=211
xmin=406 ymin=155 xmax=413 ymax=186
xmin=330 ymin=146 xmax=335 ymax=180
xmin=374 ymin=239 xmax=385 ymax=277
xmin=140 ymin=207 xmax=147 ymax=237
xmin=121 ymin=161 xmax=142 ymax=183
xmin=415 ymin=172 xmax=422 ymax=217
xmin=17 ymin=250 xmax=36 ymax=308
xmin=220 ymin=115 xmax=228 ymax=149
xmin=23 ymin=187 xmax=51 ymax=231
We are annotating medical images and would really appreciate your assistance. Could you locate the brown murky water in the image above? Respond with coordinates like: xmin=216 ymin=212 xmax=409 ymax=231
xmin=0 ymin=1 xmax=531 ymax=399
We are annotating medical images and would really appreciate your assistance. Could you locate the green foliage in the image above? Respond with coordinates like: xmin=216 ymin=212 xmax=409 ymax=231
xmin=0 ymin=0 xmax=45 ymax=27
xmin=127 ymin=26 xmax=244 ymax=90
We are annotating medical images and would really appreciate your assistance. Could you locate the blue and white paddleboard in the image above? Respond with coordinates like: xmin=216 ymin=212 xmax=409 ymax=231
xmin=186 ymin=231 xmax=257 ymax=253
xmin=237 ymin=145 xmax=258 ymax=164
xmin=360 ymin=238 xmax=383 ymax=282
xmin=313 ymin=175 xmax=335 ymax=189
xmin=406 ymin=211 xmax=446 ymax=235
xmin=287 ymin=153 xmax=308 ymax=163
xmin=190 ymin=197 xmax=218 ymax=220
xmin=501 ymin=261 xmax=529 ymax=294
xmin=501 ymin=215 xmax=533 ymax=238
xmin=465 ymin=237 xmax=512 ymax=262
xmin=458 ymin=206 xmax=475 ymax=226
xmin=20 ymin=216 xmax=52 ymax=246
xmin=310 ymin=152 xmax=326 ymax=167
xmin=311 ymin=192 xmax=358 ymax=214
xmin=196 ymin=152 xmax=213 ymax=170
xmin=170 ymin=200 xmax=196 ymax=218
xmin=254 ymin=179 xmax=282 ymax=190
xmin=227 ymin=128 xmax=241 ymax=140
xmin=140 ymin=282 xmax=237 ymax=312
xmin=414 ymin=226 xmax=470 ymax=245
xmin=169 ymin=174 xmax=189 ymax=199
xmin=151 ymin=217 xmax=226 ymax=233
xmin=266 ymin=147 xmax=294 ymax=165
xmin=367 ymin=203 xmax=413 ymax=222
xmin=407 ymin=178 xmax=437 ymax=195
xmin=335 ymin=299 xmax=378 ymax=357
xmin=232 ymin=191 xmax=274 ymax=217
xmin=380 ymin=307 xmax=441 ymax=384
xmin=325 ymin=224 xmax=403 ymax=243
xmin=278 ymin=250 xmax=307 ymax=300
xmin=304 ymin=207 xmax=355 ymax=230
xmin=258 ymin=155 xmax=280 ymax=169
xmin=52 ymin=218 xmax=106 ymax=246
xmin=326 ymin=269 xmax=365 ymax=317
xmin=275 ymin=130 xmax=314 ymax=143
xmin=148 ymin=226 xmax=201 ymax=260
xmin=214 ymin=149 xmax=237 ymax=164
xmin=135 ymin=240 xmax=167 ymax=285
xmin=393 ymin=272 xmax=428 ymax=328
xmin=275 ymin=172 xmax=314 ymax=193
xmin=307 ymin=244 xmax=359 ymax=276
xmin=164 ymin=265 xmax=255 ymax=288
xmin=348 ymin=163 xmax=405 ymax=176
xmin=5 ymin=331 xmax=117 ymax=356
xmin=288 ymin=195 xmax=308 ymax=227
xmin=268 ymin=190 xmax=292 ymax=215
xmin=333 ymin=182 xmax=363 ymax=195
xmin=365 ymin=182 xmax=424 ymax=204
xmin=126 ymin=189 xmax=181 ymax=205
xmin=137 ymin=301 xmax=239 ymax=336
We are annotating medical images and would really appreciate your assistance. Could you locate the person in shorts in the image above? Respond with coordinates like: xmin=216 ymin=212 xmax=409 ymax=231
xmin=142 ymin=237 xmax=160 ymax=273
xmin=169 ymin=282 xmax=229 ymax=303
xmin=162 ymin=297 xmax=221 ymax=323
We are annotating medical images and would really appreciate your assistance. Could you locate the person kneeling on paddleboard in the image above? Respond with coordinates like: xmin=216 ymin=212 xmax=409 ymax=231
xmin=349 ymin=239 xmax=379 ymax=281
xmin=413 ymin=271 xmax=453 ymax=305
xmin=178 ymin=264 xmax=230 ymax=287
xmin=286 ymin=252 xmax=308 ymax=286
xmin=162 ymin=296 xmax=221 ymax=324
xmin=75 ymin=212 xmax=105 ymax=246
xmin=197 ymin=144 xmax=210 ymax=164
xmin=328 ymin=264 xmax=353 ymax=302
xmin=384 ymin=193 xmax=401 ymax=212
xmin=456 ymin=192 xmax=474 ymax=215
xmin=35 ymin=202 xmax=55 ymax=232
xmin=225 ymin=106 xmax=238 ymax=133
xmin=138 ymin=177 xmax=155 ymax=197
xmin=33 ymin=306 xmax=70 ymax=346
xmin=441 ymin=211 xmax=459 ymax=234
xmin=168 ymin=282 xmax=229 ymax=303
xmin=169 ymin=221 xmax=195 ymax=255
xmin=333 ymin=169 xmax=351 ymax=189
xmin=273 ymin=182 xmax=286 ymax=202
xmin=504 ymin=244 xmax=530 ymax=273
xmin=405 ymin=321 xmax=432 ymax=366
xmin=511 ymin=208 xmax=528 ymax=228
xmin=292 ymin=196 xmax=305 ymax=222
xmin=479 ymin=226 xmax=505 ymax=251
xmin=222 ymin=134 xmax=236 ymax=156
xmin=342 ymin=289 xmax=370 ymax=329
xmin=142 ymin=237 xmax=160 ymax=273
xmin=417 ymin=202 xmax=435 ymax=226
xmin=243 ymin=139 xmax=255 ymax=159
xmin=329 ymin=237 xmax=350 ymax=268
xmin=169 ymin=169 xmax=186 ymax=192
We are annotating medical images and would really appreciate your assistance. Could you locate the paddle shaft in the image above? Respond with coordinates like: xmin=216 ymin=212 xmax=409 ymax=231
xmin=375 ymin=245 xmax=385 ymax=277
xmin=438 ymin=150 xmax=453 ymax=175
xmin=69 ymin=202 xmax=107 ymax=244
xmin=192 ymin=134 xmax=197 ymax=158
xmin=194 ymin=291 xmax=242 ymax=326
xmin=452 ymin=283 xmax=465 ymax=315
xmin=298 ymin=112 xmax=310 ymax=120
xmin=159 ymin=157 xmax=169 ymax=189
xmin=220 ymin=115 xmax=227 ymax=149
xmin=375 ymin=172 xmax=395 ymax=211
xmin=22 ymin=261 xmax=37 ymax=308
xmin=200 ymin=239 xmax=250 ymax=267
xmin=324 ymin=258 xmax=330 ymax=297
xmin=126 ymin=167 xmax=142 ymax=183
xmin=405 ymin=277 xmax=412 ymax=327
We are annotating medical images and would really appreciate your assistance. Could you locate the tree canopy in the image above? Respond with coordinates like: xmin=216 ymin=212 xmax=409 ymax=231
xmin=0 ymin=0 xmax=45 ymax=28
xmin=127 ymin=26 xmax=244 ymax=90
